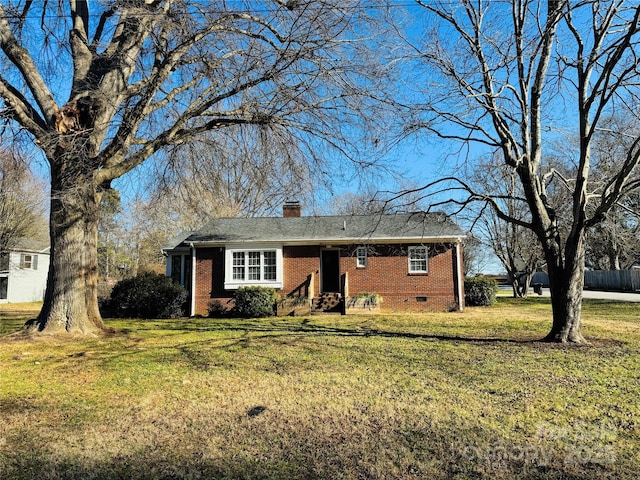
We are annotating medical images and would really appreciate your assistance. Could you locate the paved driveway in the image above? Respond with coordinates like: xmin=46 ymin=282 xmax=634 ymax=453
xmin=534 ymin=288 xmax=640 ymax=302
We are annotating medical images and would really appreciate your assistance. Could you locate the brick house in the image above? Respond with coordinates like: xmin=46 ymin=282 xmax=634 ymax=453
xmin=163 ymin=203 xmax=465 ymax=316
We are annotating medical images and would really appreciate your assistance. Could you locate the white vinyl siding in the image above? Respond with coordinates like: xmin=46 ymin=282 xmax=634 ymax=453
xmin=1 ymin=250 xmax=49 ymax=303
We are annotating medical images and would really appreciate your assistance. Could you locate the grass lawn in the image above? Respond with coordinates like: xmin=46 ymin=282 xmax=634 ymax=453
xmin=0 ymin=298 xmax=638 ymax=479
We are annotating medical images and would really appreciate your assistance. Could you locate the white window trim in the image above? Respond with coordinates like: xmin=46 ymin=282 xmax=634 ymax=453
xmin=356 ymin=246 xmax=367 ymax=268
xmin=408 ymin=246 xmax=428 ymax=274
xmin=20 ymin=253 xmax=37 ymax=270
xmin=224 ymin=245 xmax=283 ymax=290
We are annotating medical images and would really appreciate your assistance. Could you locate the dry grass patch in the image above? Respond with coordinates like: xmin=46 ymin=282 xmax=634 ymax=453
xmin=0 ymin=298 xmax=639 ymax=479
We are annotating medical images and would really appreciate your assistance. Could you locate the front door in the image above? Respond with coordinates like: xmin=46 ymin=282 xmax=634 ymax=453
xmin=321 ymin=250 xmax=340 ymax=293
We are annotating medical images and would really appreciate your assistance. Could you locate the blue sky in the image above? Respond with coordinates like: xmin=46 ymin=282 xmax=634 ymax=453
xmin=13 ymin=1 xmax=506 ymax=272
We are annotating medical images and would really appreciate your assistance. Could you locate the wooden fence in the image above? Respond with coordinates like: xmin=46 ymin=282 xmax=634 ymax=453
xmin=531 ymin=270 xmax=640 ymax=292
xmin=584 ymin=269 xmax=640 ymax=292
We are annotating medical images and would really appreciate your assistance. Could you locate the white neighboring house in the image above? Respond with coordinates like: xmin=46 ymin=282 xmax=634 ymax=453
xmin=0 ymin=239 xmax=50 ymax=303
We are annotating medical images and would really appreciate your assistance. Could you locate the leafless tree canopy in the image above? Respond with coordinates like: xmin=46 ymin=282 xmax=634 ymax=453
xmin=0 ymin=150 xmax=48 ymax=251
xmin=398 ymin=0 xmax=640 ymax=342
xmin=471 ymin=155 xmax=545 ymax=296
xmin=1 ymin=0 xmax=389 ymax=172
xmin=0 ymin=0 xmax=394 ymax=334
xmin=151 ymin=124 xmax=316 ymax=224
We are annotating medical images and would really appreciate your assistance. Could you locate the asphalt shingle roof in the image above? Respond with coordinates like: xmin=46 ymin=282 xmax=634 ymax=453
xmin=167 ymin=212 xmax=463 ymax=249
xmin=3 ymin=237 xmax=50 ymax=253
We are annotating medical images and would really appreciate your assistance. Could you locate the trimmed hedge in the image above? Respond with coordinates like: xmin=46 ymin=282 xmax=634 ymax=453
xmin=232 ymin=286 xmax=278 ymax=318
xmin=107 ymin=272 xmax=187 ymax=319
xmin=464 ymin=276 xmax=498 ymax=307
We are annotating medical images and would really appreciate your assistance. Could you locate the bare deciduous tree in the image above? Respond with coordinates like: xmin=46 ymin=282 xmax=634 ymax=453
xmin=460 ymin=233 xmax=493 ymax=277
xmin=585 ymin=207 xmax=640 ymax=270
xmin=471 ymin=156 xmax=545 ymax=297
xmin=400 ymin=0 xmax=640 ymax=343
xmin=583 ymin=117 xmax=640 ymax=270
xmin=151 ymin=125 xmax=316 ymax=226
xmin=0 ymin=151 xmax=48 ymax=251
xmin=0 ymin=0 xmax=389 ymax=335
xmin=328 ymin=183 xmax=429 ymax=215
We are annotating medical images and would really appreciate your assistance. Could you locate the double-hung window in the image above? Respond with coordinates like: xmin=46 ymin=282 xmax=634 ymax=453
xmin=233 ymin=252 xmax=246 ymax=280
xmin=226 ymin=246 xmax=282 ymax=289
xmin=20 ymin=254 xmax=38 ymax=270
xmin=356 ymin=246 xmax=367 ymax=268
xmin=263 ymin=251 xmax=277 ymax=280
xmin=408 ymin=246 xmax=428 ymax=274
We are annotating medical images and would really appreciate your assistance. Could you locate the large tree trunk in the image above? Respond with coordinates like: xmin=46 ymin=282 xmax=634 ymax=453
xmin=24 ymin=152 xmax=105 ymax=335
xmin=542 ymin=234 xmax=587 ymax=344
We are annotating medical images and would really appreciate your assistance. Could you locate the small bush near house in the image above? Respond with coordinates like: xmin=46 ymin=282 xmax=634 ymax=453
xmin=348 ymin=292 xmax=383 ymax=307
xmin=207 ymin=299 xmax=228 ymax=318
xmin=464 ymin=276 xmax=498 ymax=306
xmin=107 ymin=272 xmax=187 ymax=318
xmin=232 ymin=286 xmax=278 ymax=318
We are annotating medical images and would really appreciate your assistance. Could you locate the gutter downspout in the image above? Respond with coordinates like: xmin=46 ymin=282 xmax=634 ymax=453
xmin=189 ymin=242 xmax=196 ymax=317
xmin=455 ymin=241 xmax=464 ymax=312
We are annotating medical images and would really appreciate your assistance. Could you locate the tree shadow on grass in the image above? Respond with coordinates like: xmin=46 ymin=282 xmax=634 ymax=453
xmin=25 ymin=316 xmax=540 ymax=374
xmin=112 ymin=317 xmax=622 ymax=374
xmin=134 ymin=316 xmax=556 ymax=347
xmin=95 ymin=316 xmax=623 ymax=371
xmin=2 ymin=319 xmax=630 ymax=479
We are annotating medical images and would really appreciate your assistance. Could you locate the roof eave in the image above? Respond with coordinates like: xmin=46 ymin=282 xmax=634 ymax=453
xmin=184 ymin=234 xmax=465 ymax=248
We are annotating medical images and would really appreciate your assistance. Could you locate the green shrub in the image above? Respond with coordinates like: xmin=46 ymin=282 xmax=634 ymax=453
xmin=207 ymin=299 xmax=228 ymax=318
xmin=347 ymin=292 xmax=382 ymax=308
xmin=232 ymin=286 xmax=278 ymax=318
xmin=464 ymin=276 xmax=498 ymax=307
xmin=108 ymin=272 xmax=187 ymax=318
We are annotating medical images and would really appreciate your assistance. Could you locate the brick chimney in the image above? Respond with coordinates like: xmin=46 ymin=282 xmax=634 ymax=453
xmin=283 ymin=201 xmax=302 ymax=217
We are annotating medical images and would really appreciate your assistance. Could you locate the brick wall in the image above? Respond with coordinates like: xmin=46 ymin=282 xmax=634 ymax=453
xmin=193 ymin=245 xmax=322 ymax=315
xmin=193 ymin=247 xmax=232 ymax=315
xmin=283 ymin=245 xmax=320 ymax=297
xmin=191 ymin=242 xmax=460 ymax=315
xmin=342 ymin=244 xmax=459 ymax=312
